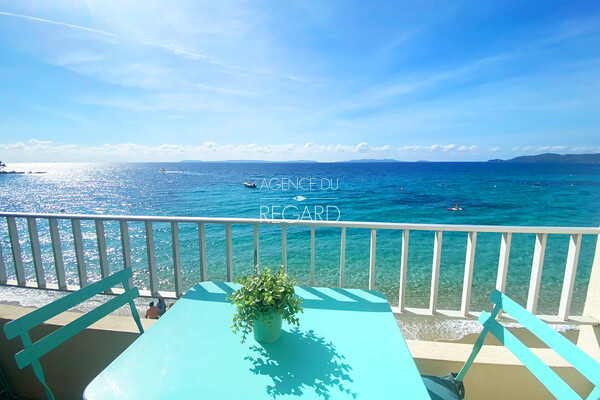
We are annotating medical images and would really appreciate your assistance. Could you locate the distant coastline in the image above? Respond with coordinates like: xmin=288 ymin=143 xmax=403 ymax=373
xmin=487 ymin=152 xmax=600 ymax=164
xmin=179 ymin=159 xmax=403 ymax=163
xmin=180 ymin=153 xmax=600 ymax=164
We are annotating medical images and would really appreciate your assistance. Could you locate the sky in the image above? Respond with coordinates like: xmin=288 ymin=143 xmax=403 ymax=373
xmin=0 ymin=1 xmax=599 ymax=162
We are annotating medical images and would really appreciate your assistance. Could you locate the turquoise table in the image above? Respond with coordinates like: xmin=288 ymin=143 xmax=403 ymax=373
xmin=84 ymin=282 xmax=430 ymax=399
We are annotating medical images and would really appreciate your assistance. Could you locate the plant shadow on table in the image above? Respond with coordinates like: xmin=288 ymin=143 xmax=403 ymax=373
xmin=245 ymin=328 xmax=357 ymax=399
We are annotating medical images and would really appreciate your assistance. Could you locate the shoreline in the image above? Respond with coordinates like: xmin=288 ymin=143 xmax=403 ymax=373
xmin=0 ymin=170 xmax=46 ymax=175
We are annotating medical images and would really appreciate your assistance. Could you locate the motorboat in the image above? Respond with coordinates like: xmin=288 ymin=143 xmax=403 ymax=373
xmin=243 ymin=181 xmax=257 ymax=188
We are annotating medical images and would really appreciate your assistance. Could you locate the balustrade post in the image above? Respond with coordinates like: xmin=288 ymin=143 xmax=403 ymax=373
xmin=50 ymin=219 xmax=66 ymax=290
xmin=172 ymin=222 xmax=182 ymax=297
xmin=199 ymin=223 xmax=207 ymax=281
xmin=120 ymin=220 xmax=132 ymax=288
xmin=95 ymin=220 xmax=109 ymax=280
xmin=460 ymin=231 xmax=477 ymax=316
xmin=398 ymin=229 xmax=409 ymax=311
xmin=527 ymin=233 xmax=547 ymax=314
xmin=72 ymin=219 xmax=87 ymax=287
xmin=429 ymin=230 xmax=443 ymax=313
xmin=310 ymin=226 xmax=315 ymax=286
xmin=558 ymin=233 xmax=582 ymax=320
xmin=27 ymin=218 xmax=46 ymax=288
xmin=0 ymin=240 xmax=7 ymax=284
xmin=226 ymin=223 xmax=233 ymax=281
xmin=369 ymin=229 xmax=377 ymax=290
xmin=583 ymin=228 xmax=600 ymax=322
xmin=281 ymin=224 xmax=287 ymax=272
xmin=145 ymin=221 xmax=158 ymax=296
xmin=339 ymin=227 xmax=346 ymax=288
xmin=7 ymin=217 xmax=25 ymax=285
xmin=253 ymin=224 xmax=259 ymax=268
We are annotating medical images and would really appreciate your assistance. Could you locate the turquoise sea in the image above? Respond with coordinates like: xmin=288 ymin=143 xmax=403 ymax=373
xmin=1 ymin=162 xmax=599 ymax=316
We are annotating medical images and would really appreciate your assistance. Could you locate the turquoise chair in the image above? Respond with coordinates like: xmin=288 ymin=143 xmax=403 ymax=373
xmin=423 ymin=290 xmax=600 ymax=400
xmin=3 ymin=268 xmax=144 ymax=400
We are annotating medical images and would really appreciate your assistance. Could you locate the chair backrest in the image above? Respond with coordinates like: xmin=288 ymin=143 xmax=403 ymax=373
xmin=3 ymin=268 xmax=144 ymax=400
xmin=456 ymin=290 xmax=600 ymax=400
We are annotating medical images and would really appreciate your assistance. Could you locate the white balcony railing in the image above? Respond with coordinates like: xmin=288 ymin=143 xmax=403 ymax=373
xmin=0 ymin=212 xmax=599 ymax=325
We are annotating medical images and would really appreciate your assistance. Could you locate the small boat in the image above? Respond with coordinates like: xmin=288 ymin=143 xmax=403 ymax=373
xmin=243 ymin=181 xmax=257 ymax=188
xmin=159 ymin=168 xmax=168 ymax=173
xmin=447 ymin=204 xmax=464 ymax=211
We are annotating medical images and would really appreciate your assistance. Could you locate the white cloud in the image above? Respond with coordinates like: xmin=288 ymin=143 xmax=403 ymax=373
xmin=398 ymin=144 xmax=466 ymax=152
xmin=0 ymin=6 xmax=327 ymax=109
xmin=355 ymin=142 xmax=370 ymax=153
xmin=3 ymin=139 xmax=594 ymax=162
xmin=0 ymin=11 xmax=117 ymax=37
xmin=335 ymin=53 xmax=515 ymax=113
xmin=28 ymin=139 xmax=53 ymax=145
xmin=0 ymin=140 xmax=480 ymax=162
xmin=537 ymin=145 xmax=568 ymax=152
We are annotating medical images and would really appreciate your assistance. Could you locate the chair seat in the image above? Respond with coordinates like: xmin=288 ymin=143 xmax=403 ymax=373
xmin=422 ymin=373 xmax=465 ymax=400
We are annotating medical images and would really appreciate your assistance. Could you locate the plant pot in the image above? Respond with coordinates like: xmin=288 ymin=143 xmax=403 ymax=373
xmin=253 ymin=312 xmax=282 ymax=343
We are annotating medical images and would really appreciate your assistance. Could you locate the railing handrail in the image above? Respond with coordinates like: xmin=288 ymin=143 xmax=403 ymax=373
xmin=0 ymin=212 xmax=598 ymax=234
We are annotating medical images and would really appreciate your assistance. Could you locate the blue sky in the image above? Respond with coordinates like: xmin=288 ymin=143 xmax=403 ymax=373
xmin=0 ymin=1 xmax=599 ymax=162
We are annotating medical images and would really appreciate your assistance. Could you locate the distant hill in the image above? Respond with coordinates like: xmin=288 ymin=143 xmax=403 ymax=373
xmin=179 ymin=159 xmax=403 ymax=163
xmin=488 ymin=153 xmax=600 ymax=163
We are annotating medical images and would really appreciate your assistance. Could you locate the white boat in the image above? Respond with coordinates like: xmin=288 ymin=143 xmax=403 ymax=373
xmin=159 ymin=168 xmax=168 ymax=173
xmin=243 ymin=181 xmax=257 ymax=188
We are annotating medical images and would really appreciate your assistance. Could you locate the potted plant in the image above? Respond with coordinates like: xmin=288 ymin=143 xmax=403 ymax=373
xmin=228 ymin=266 xmax=303 ymax=343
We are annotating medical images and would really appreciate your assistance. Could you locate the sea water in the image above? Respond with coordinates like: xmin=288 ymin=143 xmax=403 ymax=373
xmin=0 ymin=162 xmax=599 ymax=322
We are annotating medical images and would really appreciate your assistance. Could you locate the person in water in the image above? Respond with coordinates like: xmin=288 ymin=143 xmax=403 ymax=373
xmin=145 ymin=301 xmax=160 ymax=319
